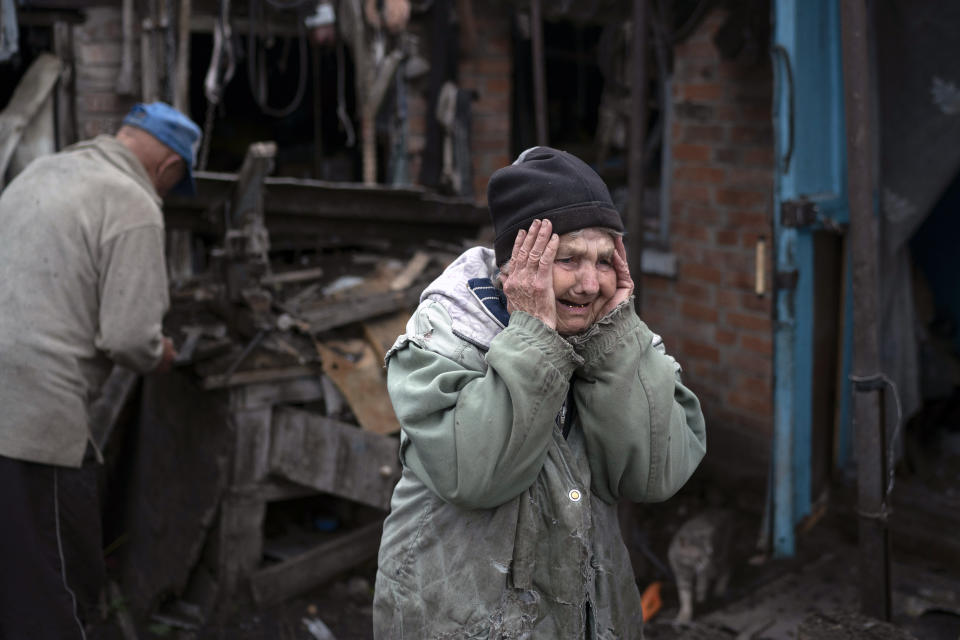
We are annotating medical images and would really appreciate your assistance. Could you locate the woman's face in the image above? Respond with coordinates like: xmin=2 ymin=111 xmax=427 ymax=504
xmin=551 ymin=228 xmax=617 ymax=335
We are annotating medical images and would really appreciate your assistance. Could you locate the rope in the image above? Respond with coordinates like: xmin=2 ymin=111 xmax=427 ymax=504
xmin=198 ymin=98 xmax=217 ymax=170
xmin=246 ymin=0 xmax=310 ymax=118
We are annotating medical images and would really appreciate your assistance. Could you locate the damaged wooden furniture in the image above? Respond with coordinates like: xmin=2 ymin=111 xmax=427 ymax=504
xmin=122 ymin=371 xmax=401 ymax=622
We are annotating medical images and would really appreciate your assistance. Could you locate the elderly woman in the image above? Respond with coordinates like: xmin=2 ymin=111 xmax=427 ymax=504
xmin=374 ymin=147 xmax=707 ymax=639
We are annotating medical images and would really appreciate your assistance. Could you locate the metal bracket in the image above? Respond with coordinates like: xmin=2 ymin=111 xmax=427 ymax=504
xmin=775 ymin=270 xmax=799 ymax=290
xmin=781 ymin=198 xmax=820 ymax=228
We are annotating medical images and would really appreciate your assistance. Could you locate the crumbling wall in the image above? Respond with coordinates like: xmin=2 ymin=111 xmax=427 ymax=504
xmin=641 ymin=7 xmax=775 ymax=477
xmin=73 ymin=7 xmax=137 ymax=139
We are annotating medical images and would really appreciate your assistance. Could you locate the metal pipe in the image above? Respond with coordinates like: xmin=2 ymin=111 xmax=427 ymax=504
xmin=840 ymin=0 xmax=891 ymax=621
xmin=628 ymin=0 xmax=648 ymax=306
xmin=530 ymin=0 xmax=548 ymax=146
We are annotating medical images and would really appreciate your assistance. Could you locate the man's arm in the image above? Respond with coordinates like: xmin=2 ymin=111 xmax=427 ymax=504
xmin=387 ymin=301 xmax=580 ymax=509
xmin=95 ymin=225 xmax=172 ymax=373
xmin=573 ymin=301 xmax=706 ymax=504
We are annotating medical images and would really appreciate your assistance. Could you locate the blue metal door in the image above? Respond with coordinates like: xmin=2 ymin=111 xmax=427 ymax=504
xmin=770 ymin=0 xmax=851 ymax=556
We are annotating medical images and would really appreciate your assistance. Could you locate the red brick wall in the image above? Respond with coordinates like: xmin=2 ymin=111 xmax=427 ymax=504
xmin=73 ymin=7 xmax=138 ymax=139
xmin=641 ymin=8 xmax=775 ymax=477
xmin=406 ymin=6 xmax=512 ymax=201
xmin=458 ymin=6 xmax=512 ymax=202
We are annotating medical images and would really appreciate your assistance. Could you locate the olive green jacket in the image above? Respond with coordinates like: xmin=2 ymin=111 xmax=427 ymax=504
xmin=374 ymin=247 xmax=706 ymax=639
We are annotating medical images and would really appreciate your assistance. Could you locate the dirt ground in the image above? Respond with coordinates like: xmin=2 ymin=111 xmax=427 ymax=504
xmin=89 ymin=439 xmax=960 ymax=640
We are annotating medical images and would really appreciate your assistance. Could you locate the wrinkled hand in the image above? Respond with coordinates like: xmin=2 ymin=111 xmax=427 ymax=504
xmin=598 ymin=235 xmax=634 ymax=318
xmin=501 ymin=219 xmax=560 ymax=330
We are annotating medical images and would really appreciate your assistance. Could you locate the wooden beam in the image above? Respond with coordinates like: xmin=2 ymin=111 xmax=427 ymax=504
xmin=250 ymin=520 xmax=382 ymax=608
xmin=0 ymin=53 xmax=62 ymax=187
xmin=840 ymin=0 xmax=890 ymax=621
xmin=299 ymin=286 xmax=422 ymax=335
xmin=270 ymin=407 xmax=400 ymax=509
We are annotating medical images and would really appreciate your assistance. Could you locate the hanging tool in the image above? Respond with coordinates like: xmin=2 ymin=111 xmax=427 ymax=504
xmin=200 ymin=0 xmax=236 ymax=169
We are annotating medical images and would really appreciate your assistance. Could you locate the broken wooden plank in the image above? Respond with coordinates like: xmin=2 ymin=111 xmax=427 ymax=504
xmin=314 ymin=339 xmax=402 ymax=435
xmin=249 ymin=520 xmax=382 ymax=608
xmin=88 ymin=365 xmax=139 ymax=450
xmin=362 ymin=311 xmax=410 ymax=359
xmin=121 ymin=372 xmax=232 ymax=617
xmin=270 ymin=406 xmax=400 ymax=509
xmin=0 ymin=53 xmax=62 ymax=186
xmin=230 ymin=407 xmax=272 ymax=485
xmin=260 ymin=266 xmax=325 ymax=286
xmin=229 ymin=375 xmax=325 ymax=410
xmin=389 ymin=251 xmax=431 ymax=291
xmin=202 ymin=365 xmax=318 ymax=390
xmin=300 ymin=286 xmax=422 ymax=334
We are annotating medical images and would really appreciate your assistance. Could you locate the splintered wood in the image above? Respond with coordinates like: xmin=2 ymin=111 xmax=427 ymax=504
xmin=314 ymin=338 xmax=402 ymax=435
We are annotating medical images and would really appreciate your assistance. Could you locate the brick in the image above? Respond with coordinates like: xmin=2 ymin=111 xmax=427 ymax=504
xmin=730 ymin=350 xmax=773 ymax=378
xmin=671 ymin=183 xmax=711 ymax=205
xmin=681 ymin=339 xmax=720 ymax=363
xmin=674 ymin=166 xmax=725 ymax=185
xmin=742 ymin=334 xmax=773 ymax=355
xmin=727 ymin=390 xmax=773 ymax=417
xmin=79 ymin=92 xmax=127 ymax=114
xmin=473 ymin=115 xmax=509 ymax=135
xmin=682 ymin=301 xmax=719 ymax=323
xmin=741 ymin=292 xmax=772 ymax=313
xmin=681 ymin=82 xmax=724 ymax=102
xmin=726 ymin=167 xmax=773 ymax=190
xmin=713 ymin=147 xmax=740 ymax=164
xmin=672 ymin=143 xmax=713 ymax=163
xmin=676 ymin=280 xmax=712 ymax=301
xmin=674 ymin=101 xmax=715 ymax=122
xmin=483 ymin=75 xmax=510 ymax=95
xmin=715 ymin=328 xmax=736 ymax=345
xmin=78 ymin=42 xmax=122 ymax=66
xmin=673 ymin=221 xmax=712 ymax=244
xmin=731 ymin=125 xmax=774 ymax=146
xmin=674 ymin=40 xmax=718 ymax=60
xmin=726 ymin=310 xmax=769 ymax=332
xmin=682 ymin=261 xmax=724 ymax=285
xmin=716 ymin=189 xmax=768 ymax=208
xmin=728 ymin=210 xmax=770 ymax=229
xmin=473 ymin=57 xmax=511 ymax=76
xmin=715 ymin=229 xmax=739 ymax=246
xmin=715 ymin=288 xmax=739 ymax=309
xmin=726 ymin=269 xmax=759 ymax=291
xmin=743 ymin=147 xmax=775 ymax=166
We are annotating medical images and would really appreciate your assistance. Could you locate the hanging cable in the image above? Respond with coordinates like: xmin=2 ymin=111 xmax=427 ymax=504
xmin=247 ymin=0 xmax=310 ymax=118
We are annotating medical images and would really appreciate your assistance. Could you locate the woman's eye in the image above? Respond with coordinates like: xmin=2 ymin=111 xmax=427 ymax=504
xmin=555 ymin=257 xmax=573 ymax=264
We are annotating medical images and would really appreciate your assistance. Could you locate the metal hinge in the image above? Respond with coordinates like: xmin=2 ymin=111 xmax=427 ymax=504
xmin=776 ymin=270 xmax=799 ymax=290
xmin=781 ymin=198 xmax=819 ymax=228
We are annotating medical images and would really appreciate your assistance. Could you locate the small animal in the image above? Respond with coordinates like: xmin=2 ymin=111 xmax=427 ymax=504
xmin=667 ymin=508 xmax=735 ymax=623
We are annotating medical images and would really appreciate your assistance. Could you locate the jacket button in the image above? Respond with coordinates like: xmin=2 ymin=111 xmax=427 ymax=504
xmin=568 ymin=489 xmax=582 ymax=502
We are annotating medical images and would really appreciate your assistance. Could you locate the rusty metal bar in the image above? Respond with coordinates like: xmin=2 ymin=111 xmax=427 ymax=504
xmin=840 ymin=0 xmax=891 ymax=621
xmin=530 ymin=0 xmax=548 ymax=146
xmin=628 ymin=0 xmax=648 ymax=306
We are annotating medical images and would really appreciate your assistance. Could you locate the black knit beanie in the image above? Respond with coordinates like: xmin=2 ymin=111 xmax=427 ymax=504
xmin=487 ymin=146 xmax=625 ymax=266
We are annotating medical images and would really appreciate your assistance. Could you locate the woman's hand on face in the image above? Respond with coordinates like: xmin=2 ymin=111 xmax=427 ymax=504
xmin=502 ymin=219 xmax=560 ymax=330
xmin=599 ymin=235 xmax=634 ymax=318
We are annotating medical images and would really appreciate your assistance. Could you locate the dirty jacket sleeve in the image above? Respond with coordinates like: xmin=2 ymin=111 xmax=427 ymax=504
xmin=572 ymin=300 xmax=706 ymax=505
xmin=386 ymin=301 xmax=583 ymax=509
xmin=94 ymin=225 xmax=170 ymax=373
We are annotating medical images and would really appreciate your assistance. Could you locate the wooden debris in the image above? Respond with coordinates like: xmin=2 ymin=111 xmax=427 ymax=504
xmin=249 ymin=520 xmax=382 ymax=608
xmin=203 ymin=365 xmax=318 ymax=390
xmin=270 ymin=407 xmax=400 ymax=509
xmin=300 ymin=287 xmax=421 ymax=335
xmin=88 ymin=365 xmax=139 ymax=451
xmin=0 ymin=53 xmax=62 ymax=186
xmin=389 ymin=250 xmax=431 ymax=291
xmin=362 ymin=311 xmax=411 ymax=359
xmin=314 ymin=339 xmax=402 ymax=435
xmin=261 ymin=266 xmax=326 ymax=286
